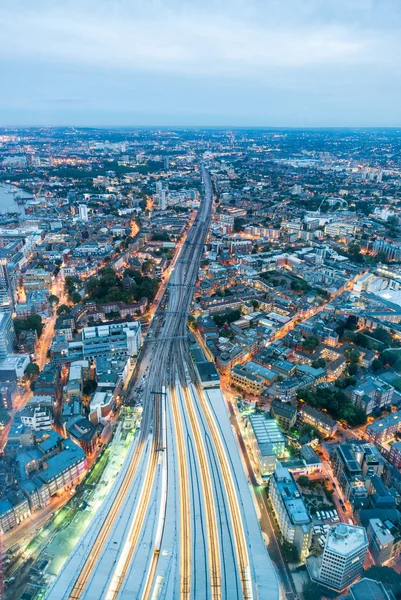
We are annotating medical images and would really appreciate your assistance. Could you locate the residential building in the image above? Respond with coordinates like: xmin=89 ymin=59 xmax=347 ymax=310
xmin=367 ymin=518 xmax=395 ymax=566
xmin=20 ymin=404 xmax=52 ymax=431
xmin=348 ymin=378 xmax=394 ymax=416
xmin=268 ymin=464 xmax=312 ymax=560
xmin=367 ymin=411 xmax=401 ymax=444
xmin=299 ymin=405 xmax=338 ymax=438
xmin=79 ymin=204 xmax=89 ymax=222
xmin=270 ymin=400 xmax=297 ymax=431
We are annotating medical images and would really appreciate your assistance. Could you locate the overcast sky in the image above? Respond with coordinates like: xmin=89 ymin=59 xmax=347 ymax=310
xmin=1 ymin=0 xmax=400 ymax=127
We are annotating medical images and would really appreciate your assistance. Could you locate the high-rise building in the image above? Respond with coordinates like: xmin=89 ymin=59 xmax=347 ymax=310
xmin=308 ymin=523 xmax=368 ymax=592
xmin=79 ymin=204 xmax=89 ymax=222
xmin=0 ymin=311 xmax=16 ymax=359
xmin=160 ymin=189 xmax=167 ymax=210
xmin=0 ymin=259 xmax=14 ymax=312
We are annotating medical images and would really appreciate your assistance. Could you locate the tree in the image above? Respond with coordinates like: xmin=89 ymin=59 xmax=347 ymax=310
xmin=57 ymin=304 xmax=71 ymax=317
xmin=83 ymin=380 xmax=97 ymax=395
xmin=25 ymin=362 xmax=40 ymax=381
xmin=234 ymin=217 xmax=246 ymax=232
xmin=302 ymin=336 xmax=320 ymax=352
xmin=14 ymin=314 xmax=43 ymax=338
xmin=348 ymin=363 xmax=358 ymax=376
xmin=363 ymin=566 xmax=401 ymax=598
xmin=312 ymin=358 xmax=326 ymax=369
xmin=251 ymin=300 xmax=259 ymax=309
xmin=213 ymin=310 xmax=241 ymax=327
xmin=298 ymin=475 xmax=310 ymax=487
xmin=71 ymin=292 xmax=82 ymax=304
xmin=371 ymin=358 xmax=383 ymax=373
xmin=302 ymin=581 xmax=324 ymax=600
xmin=49 ymin=294 xmax=59 ymax=306
xmin=281 ymin=541 xmax=299 ymax=563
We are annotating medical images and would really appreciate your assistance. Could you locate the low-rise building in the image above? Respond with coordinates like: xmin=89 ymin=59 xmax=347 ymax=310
xmin=230 ymin=365 xmax=264 ymax=395
xmin=270 ymin=400 xmax=297 ymax=431
xmin=367 ymin=411 xmax=401 ymax=444
xmin=299 ymin=405 xmax=338 ymax=438
xmin=268 ymin=464 xmax=312 ymax=560
xmin=367 ymin=518 xmax=395 ymax=566
xmin=244 ymin=414 xmax=286 ymax=474
xmin=20 ymin=404 xmax=52 ymax=431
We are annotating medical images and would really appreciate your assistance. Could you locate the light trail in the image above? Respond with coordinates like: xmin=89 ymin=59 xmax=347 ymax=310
xmin=169 ymin=384 xmax=191 ymax=599
xmin=178 ymin=381 xmax=222 ymax=599
xmin=192 ymin=381 xmax=253 ymax=600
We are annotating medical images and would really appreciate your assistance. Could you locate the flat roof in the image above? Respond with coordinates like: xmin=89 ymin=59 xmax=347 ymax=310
xmin=325 ymin=523 xmax=368 ymax=557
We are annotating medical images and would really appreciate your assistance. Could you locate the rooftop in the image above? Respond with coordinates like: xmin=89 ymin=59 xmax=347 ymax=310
xmin=325 ymin=523 xmax=368 ymax=557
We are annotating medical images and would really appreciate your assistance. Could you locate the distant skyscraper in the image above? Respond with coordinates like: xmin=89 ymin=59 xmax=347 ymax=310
xmin=0 ymin=259 xmax=14 ymax=313
xmin=164 ymin=155 xmax=170 ymax=170
xmin=79 ymin=204 xmax=89 ymax=222
xmin=160 ymin=189 xmax=167 ymax=210
xmin=156 ymin=181 xmax=163 ymax=195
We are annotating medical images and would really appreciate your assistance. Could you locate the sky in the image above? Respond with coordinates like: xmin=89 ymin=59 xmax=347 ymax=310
xmin=0 ymin=0 xmax=400 ymax=127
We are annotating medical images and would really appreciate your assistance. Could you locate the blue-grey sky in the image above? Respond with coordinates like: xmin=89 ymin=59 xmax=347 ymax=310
xmin=1 ymin=0 xmax=401 ymax=127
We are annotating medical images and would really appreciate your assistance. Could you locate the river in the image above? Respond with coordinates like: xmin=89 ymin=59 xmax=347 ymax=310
xmin=0 ymin=183 xmax=32 ymax=215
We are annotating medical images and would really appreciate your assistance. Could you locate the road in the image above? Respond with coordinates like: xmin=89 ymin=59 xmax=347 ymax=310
xmin=46 ymin=166 xmax=279 ymax=600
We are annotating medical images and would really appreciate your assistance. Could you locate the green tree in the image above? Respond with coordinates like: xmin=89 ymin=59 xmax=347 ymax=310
xmin=302 ymin=581 xmax=324 ymax=599
xmin=14 ymin=314 xmax=43 ymax=338
xmin=25 ymin=362 xmax=40 ymax=381
xmin=57 ymin=304 xmax=71 ymax=317
xmin=371 ymin=358 xmax=383 ymax=373
xmin=281 ymin=541 xmax=299 ymax=563
xmin=49 ymin=294 xmax=59 ymax=305
xmin=302 ymin=336 xmax=320 ymax=352
xmin=297 ymin=475 xmax=310 ymax=487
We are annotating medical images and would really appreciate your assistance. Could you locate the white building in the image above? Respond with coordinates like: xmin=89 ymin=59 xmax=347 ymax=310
xmin=78 ymin=204 xmax=89 ymax=222
xmin=308 ymin=523 xmax=368 ymax=592
xmin=160 ymin=189 xmax=167 ymax=210
xmin=268 ymin=464 xmax=312 ymax=560
xmin=20 ymin=405 xmax=52 ymax=431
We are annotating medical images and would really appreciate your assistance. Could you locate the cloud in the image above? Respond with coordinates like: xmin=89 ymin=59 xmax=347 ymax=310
xmin=0 ymin=0 xmax=400 ymax=125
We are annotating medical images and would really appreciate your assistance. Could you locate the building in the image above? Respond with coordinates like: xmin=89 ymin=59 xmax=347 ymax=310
xmin=0 ymin=354 xmax=30 ymax=380
xmin=65 ymin=415 xmax=99 ymax=455
xmin=348 ymin=578 xmax=393 ymax=600
xmin=244 ymin=414 xmax=286 ymax=474
xmin=308 ymin=523 xmax=368 ymax=592
xmin=367 ymin=518 xmax=395 ymax=566
xmin=349 ymin=378 xmax=394 ymax=416
xmin=389 ymin=440 xmax=401 ymax=468
xmin=270 ymin=400 xmax=297 ymax=431
xmin=299 ymin=405 xmax=337 ymax=438
xmin=79 ymin=204 xmax=89 ymax=222
xmin=268 ymin=464 xmax=312 ymax=559
xmin=68 ymin=321 xmax=141 ymax=360
xmin=230 ymin=365 xmax=264 ymax=395
xmin=0 ymin=310 xmax=16 ymax=359
xmin=367 ymin=411 xmax=401 ymax=444
xmin=89 ymin=391 xmax=113 ymax=424
xmin=20 ymin=405 xmax=52 ymax=431
xmin=0 ymin=259 xmax=14 ymax=312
